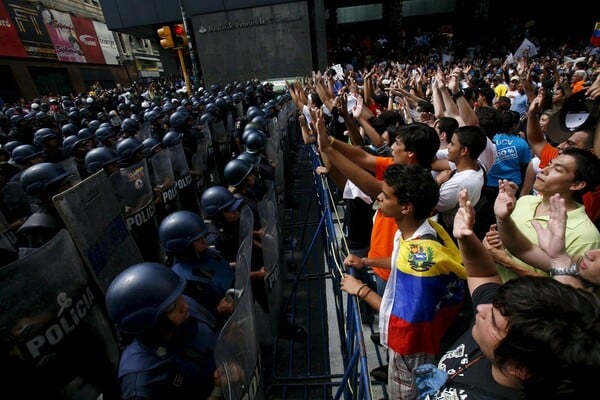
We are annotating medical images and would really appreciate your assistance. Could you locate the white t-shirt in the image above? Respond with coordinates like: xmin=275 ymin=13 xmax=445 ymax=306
xmin=437 ymin=168 xmax=485 ymax=227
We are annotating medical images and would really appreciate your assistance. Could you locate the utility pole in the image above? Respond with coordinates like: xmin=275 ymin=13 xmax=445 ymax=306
xmin=179 ymin=0 xmax=200 ymax=91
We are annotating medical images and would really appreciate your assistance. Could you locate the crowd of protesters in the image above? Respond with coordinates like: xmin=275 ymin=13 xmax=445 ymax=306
xmin=1 ymin=26 xmax=600 ymax=399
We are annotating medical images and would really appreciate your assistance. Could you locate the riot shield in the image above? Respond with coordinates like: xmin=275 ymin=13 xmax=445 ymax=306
xmin=257 ymin=180 xmax=276 ymax=228
xmin=109 ymin=159 xmax=161 ymax=262
xmin=261 ymin=199 xmax=283 ymax=338
xmin=192 ymin=135 xmax=210 ymax=193
xmin=135 ymin=122 xmax=151 ymax=142
xmin=0 ymin=209 xmax=18 ymax=266
xmin=215 ymin=215 xmax=264 ymax=400
xmin=149 ymin=150 xmax=180 ymax=219
xmin=53 ymin=170 xmax=143 ymax=291
xmin=56 ymin=157 xmax=82 ymax=185
xmin=0 ymin=230 xmax=120 ymax=399
xmin=168 ymin=142 xmax=199 ymax=213
xmin=1 ymin=181 xmax=32 ymax=222
xmin=211 ymin=120 xmax=231 ymax=183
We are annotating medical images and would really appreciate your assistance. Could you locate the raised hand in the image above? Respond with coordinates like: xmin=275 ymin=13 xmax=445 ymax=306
xmin=494 ymin=179 xmax=519 ymax=221
xmin=453 ymin=188 xmax=475 ymax=238
xmin=531 ymin=193 xmax=567 ymax=260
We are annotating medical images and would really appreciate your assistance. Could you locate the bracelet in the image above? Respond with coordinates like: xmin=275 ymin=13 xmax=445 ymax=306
xmin=356 ymin=284 xmax=369 ymax=298
xmin=329 ymin=136 xmax=335 ymax=145
xmin=452 ymin=90 xmax=464 ymax=101
xmin=360 ymin=287 xmax=371 ymax=299
xmin=549 ymin=264 xmax=579 ymax=277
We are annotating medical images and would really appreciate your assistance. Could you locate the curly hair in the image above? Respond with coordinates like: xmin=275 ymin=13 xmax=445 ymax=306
xmin=383 ymin=163 xmax=439 ymax=220
xmin=492 ymin=277 xmax=600 ymax=399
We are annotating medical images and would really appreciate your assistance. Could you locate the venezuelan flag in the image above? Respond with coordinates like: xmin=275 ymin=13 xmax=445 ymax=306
xmin=591 ymin=22 xmax=600 ymax=47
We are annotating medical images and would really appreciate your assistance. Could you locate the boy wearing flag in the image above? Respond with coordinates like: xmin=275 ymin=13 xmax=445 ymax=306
xmin=341 ymin=163 xmax=466 ymax=399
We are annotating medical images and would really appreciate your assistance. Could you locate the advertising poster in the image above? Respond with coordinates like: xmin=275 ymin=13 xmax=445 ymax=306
xmin=0 ymin=0 xmax=27 ymax=57
xmin=4 ymin=0 xmax=56 ymax=59
xmin=41 ymin=7 xmax=86 ymax=63
xmin=71 ymin=15 xmax=105 ymax=64
xmin=92 ymin=20 xmax=119 ymax=65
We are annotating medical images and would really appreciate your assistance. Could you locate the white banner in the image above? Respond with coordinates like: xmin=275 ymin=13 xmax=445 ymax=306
xmin=92 ymin=21 xmax=119 ymax=65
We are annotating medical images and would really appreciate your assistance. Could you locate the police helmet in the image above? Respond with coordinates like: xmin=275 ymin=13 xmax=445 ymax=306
xmin=205 ymin=103 xmax=218 ymax=115
xmin=232 ymin=92 xmax=244 ymax=103
xmin=95 ymin=126 xmax=117 ymax=143
xmin=11 ymin=144 xmax=43 ymax=165
xmin=200 ymin=185 xmax=243 ymax=219
xmin=62 ymin=135 xmax=89 ymax=157
xmin=224 ymin=158 xmax=254 ymax=187
xmin=3 ymin=141 xmax=23 ymax=154
xmin=199 ymin=112 xmax=215 ymax=126
xmin=247 ymin=107 xmax=264 ymax=121
xmin=68 ymin=110 xmax=80 ymax=122
xmin=121 ymin=118 xmax=139 ymax=133
xmin=251 ymin=114 xmax=268 ymax=128
xmin=33 ymin=128 xmax=58 ymax=147
xmin=116 ymin=137 xmax=144 ymax=162
xmin=10 ymin=115 xmax=23 ymax=125
xmin=215 ymin=98 xmax=227 ymax=109
xmin=244 ymin=130 xmax=267 ymax=154
xmin=105 ymin=262 xmax=186 ymax=335
xmin=169 ymin=111 xmax=187 ymax=130
xmin=35 ymin=111 xmax=49 ymax=121
xmin=145 ymin=110 xmax=161 ymax=123
xmin=236 ymin=151 xmax=260 ymax=168
xmin=142 ymin=137 xmax=162 ymax=158
xmin=61 ymin=123 xmax=78 ymax=137
xmin=117 ymin=103 xmax=128 ymax=111
xmin=99 ymin=122 xmax=113 ymax=130
xmin=23 ymin=112 xmax=36 ymax=122
xmin=85 ymin=147 xmax=120 ymax=173
xmin=162 ymin=130 xmax=181 ymax=148
xmin=77 ymin=128 xmax=94 ymax=140
xmin=158 ymin=210 xmax=209 ymax=253
xmin=20 ymin=162 xmax=71 ymax=198
xmin=88 ymin=120 xmax=101 ymax=133
xmin=162 ymin=102 xmax=176 ymax=113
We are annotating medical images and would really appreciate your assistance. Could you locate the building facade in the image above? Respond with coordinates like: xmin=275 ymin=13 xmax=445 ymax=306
xmin=0 ymin=0 xmax=162 ymax=102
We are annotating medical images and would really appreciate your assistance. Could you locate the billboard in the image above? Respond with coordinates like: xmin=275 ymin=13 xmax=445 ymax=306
xmin=71 ymin=15 xmax=105 ymax=64
xmin=4 ymin=0 xmax=56 ymax=59
xmin=41 ymin=7 xmax=86 ymax=63
xmin=92 ymin=20 xmax=119 ymax=65
xmin=192 ymin=1 xmax=311 ymax=83
xmin=0 ymin=0 xmax=26 ymax=57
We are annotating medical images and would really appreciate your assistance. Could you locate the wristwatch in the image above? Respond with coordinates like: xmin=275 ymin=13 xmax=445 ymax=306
xmin=549 ymin=264 xmax=579 ymax=277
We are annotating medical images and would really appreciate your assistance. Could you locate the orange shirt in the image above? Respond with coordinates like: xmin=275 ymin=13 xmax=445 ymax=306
xmin=368 ymin=157 xmax=395 ymax=281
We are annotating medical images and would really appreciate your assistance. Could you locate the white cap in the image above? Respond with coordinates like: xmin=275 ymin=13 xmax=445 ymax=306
xmin=86 ymin=97 xmax=94 ymax=104
xmin=141 ymin=101 xmax=150 ymax=108
xmin=31 ymin=103 xmax=39 ymax=109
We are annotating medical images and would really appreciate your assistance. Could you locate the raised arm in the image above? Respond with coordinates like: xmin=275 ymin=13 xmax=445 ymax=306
xmin=525 ymin=90 xmax=547 ymax=158
xmin=316 ymin=111 xmax=383 ymax=198
xmin=494 ymin=179 xmax=552 ymax=271
xmin=453 ymin=189 xmax=502 ymax=295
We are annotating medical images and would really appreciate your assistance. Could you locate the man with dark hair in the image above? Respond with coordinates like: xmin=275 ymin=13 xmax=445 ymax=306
xmin=419 ymin=189 xmax=600 ymax=400
xmin=435 ymin=125 xmax=488 ymax=232
xmin=491 ymin=148 xmax=600 ymax=281
xmin=341 ymin=164 xmax=466 ymax=400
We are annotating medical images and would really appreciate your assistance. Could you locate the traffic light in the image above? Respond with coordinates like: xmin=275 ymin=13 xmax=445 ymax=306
xmin=157 ymin=25 xmax=174 ymax=49
xmin=172 ymin=23 xmax=188 ymax=48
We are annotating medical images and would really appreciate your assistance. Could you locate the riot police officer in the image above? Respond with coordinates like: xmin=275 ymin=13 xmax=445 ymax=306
xmin=17 ymin=163 xmax=71 ymax=249
xmin=158 ymin=210 xmax=234 ymax=326
xmin=105 ymin=262 xmax=220 ymax=400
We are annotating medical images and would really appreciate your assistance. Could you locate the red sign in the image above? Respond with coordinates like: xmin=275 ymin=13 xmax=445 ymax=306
xmin=0 ymin=1 xmax=27 ymax=57
xmin=70 ymin=15 xmax=105 ymax=64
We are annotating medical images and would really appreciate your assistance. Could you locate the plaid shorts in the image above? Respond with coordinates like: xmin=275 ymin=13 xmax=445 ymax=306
xmin=388 ymin=349 xmax=435 ymax=400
